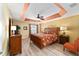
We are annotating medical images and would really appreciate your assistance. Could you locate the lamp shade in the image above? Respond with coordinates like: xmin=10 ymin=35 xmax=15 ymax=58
xmin=11 ymin=26 xmax=16 ymax=31
xmin=60 ymin=26 xmax=67 ymax=31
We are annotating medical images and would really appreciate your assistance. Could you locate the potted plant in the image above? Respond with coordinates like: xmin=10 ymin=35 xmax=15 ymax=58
xmin=15 ymin=25 xmax=21 ymax=34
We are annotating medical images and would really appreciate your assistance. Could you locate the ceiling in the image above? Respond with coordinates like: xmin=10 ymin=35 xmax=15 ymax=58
xmin=7 ymin=3 xmax=79 ymax=21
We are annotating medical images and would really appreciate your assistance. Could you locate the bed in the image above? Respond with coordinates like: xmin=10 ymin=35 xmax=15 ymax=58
xmin=30 ymin=27 xmax=60 ymax=49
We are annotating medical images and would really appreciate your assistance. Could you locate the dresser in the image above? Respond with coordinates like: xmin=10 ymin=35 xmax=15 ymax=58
xmin=59 ymin=35 xmax=69 ymax=44
xmin=9 ymin=35 xmax=22 ymax=55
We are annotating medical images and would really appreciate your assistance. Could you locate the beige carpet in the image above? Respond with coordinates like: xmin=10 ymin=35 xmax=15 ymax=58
xmin=16 ymin=39 xmax=76 ymax=56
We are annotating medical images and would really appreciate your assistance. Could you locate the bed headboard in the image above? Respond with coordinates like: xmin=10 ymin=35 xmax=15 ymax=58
xmin=44 ymin=27 xmax=60 ymax=34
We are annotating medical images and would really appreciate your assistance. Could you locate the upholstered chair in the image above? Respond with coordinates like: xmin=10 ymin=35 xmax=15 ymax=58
xmin=63 ymin=38 xmax=79 ymax=55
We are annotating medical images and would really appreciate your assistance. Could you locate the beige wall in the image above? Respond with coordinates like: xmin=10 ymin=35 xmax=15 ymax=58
xmin=13 ymin=20 xmax=30 ymax=39
xmin=41 ymin=15 xmax=79 ymax=43
xmin=1 ymin=4 xmax=10 ymax=55
xmin=13 ymin=20 xmax=41 ymax=39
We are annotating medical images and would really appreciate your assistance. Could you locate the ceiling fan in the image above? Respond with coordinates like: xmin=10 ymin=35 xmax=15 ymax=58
xmin=36 ymin=14 xmax=44 ymax=20
xmin=20 ymin=3 xmax=66 ymax=21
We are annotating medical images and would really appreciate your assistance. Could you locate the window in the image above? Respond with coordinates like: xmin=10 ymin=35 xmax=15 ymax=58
xmin=30 ymin=24 xmax=38 ymax=34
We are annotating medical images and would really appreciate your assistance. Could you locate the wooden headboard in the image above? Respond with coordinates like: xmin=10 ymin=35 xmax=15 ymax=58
xmin=44 ymin=27 xmax=60 ymax=34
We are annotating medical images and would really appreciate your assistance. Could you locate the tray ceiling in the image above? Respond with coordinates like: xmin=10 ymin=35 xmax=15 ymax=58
xmin=7 ymin=3 xmax=79 ymax=21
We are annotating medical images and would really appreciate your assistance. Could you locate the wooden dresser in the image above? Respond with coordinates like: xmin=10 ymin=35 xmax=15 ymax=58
xmin=9 ymin=35 xmax=22 ymax=55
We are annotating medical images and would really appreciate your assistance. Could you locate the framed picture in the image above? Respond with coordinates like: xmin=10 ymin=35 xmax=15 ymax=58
xmin=23 ymin=26 xmax=27 ymax=30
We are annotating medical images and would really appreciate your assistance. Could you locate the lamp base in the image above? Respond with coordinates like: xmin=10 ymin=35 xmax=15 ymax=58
xmin=12 ymin=30 xmax=15 ymax=35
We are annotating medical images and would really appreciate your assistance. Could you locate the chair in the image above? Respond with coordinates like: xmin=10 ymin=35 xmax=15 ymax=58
xmin=63 ymin=38 xmax=79 ymax=55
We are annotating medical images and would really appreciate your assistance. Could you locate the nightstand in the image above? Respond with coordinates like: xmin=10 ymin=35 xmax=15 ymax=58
xmin=59 ymin=35 xmax=69 ymax=44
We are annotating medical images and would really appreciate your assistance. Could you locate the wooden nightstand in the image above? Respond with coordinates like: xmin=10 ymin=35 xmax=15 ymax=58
xmin=59 ymin=35 xmax=69 ymax=44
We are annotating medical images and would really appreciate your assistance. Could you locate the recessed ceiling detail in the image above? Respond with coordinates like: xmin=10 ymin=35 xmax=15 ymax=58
xmin=7 ymin=3 xmax=79 ymax=22
xmin=20 ymin=3 xmax=67 ymax=21
xmin=20 ymin=3 xmax=30 ymax=19
xmin=45 ymin=3 xmax=67 ymax=20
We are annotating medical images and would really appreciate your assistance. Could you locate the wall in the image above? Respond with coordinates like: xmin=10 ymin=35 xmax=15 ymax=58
xmin=13 ymin=20 xmax=41 ymax=39
xmin=13 ymin=20 xmax=30 ymax=39
xmin=0 ymin=4 xmax=4 ymax=52
xmin=0 ymin=4 xmax=10 ymax=55
xmin=41 ymin=15 xmax=79 ymax=43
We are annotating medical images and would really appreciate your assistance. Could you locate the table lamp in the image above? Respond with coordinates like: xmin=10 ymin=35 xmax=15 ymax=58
xmin=60 ymin=26 xmax=67 ymax=35
xmin=11 ymin=26 xmax=16 ymax=35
